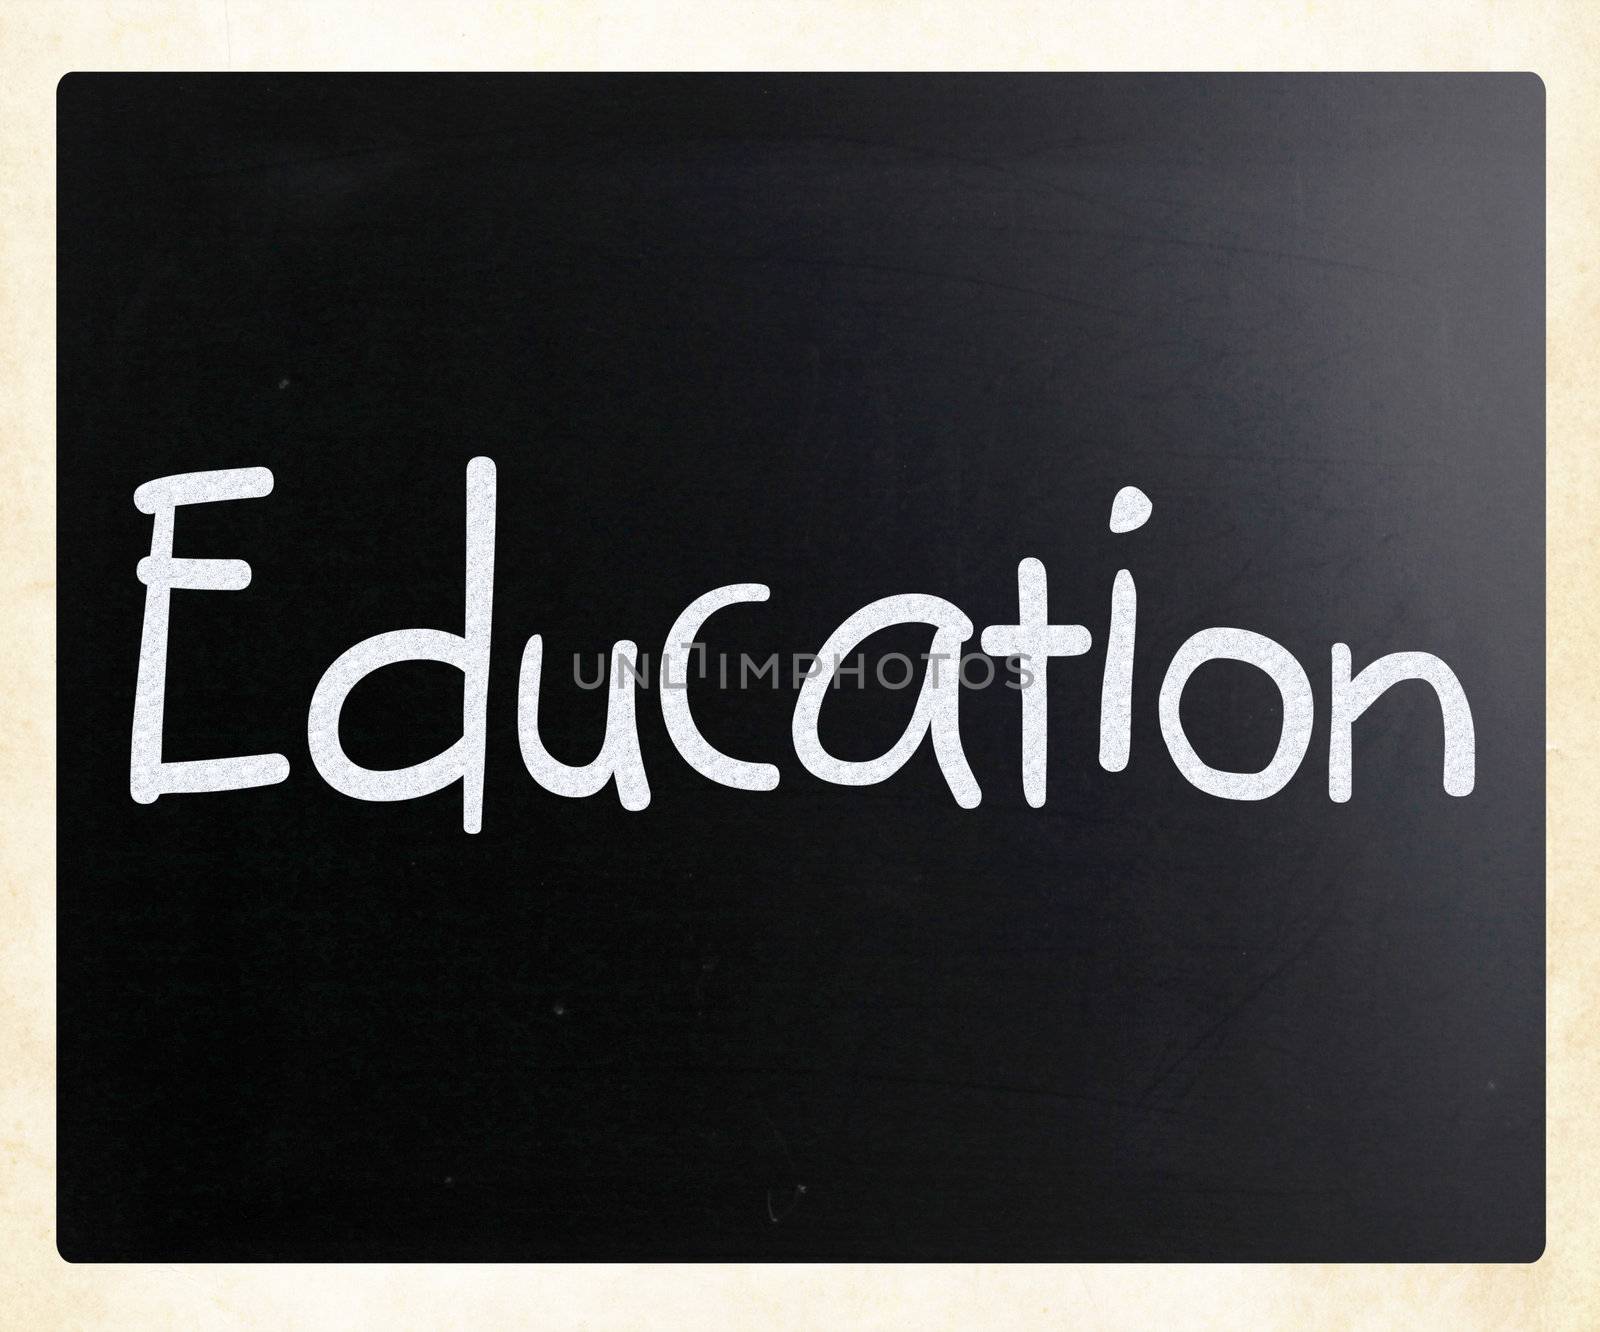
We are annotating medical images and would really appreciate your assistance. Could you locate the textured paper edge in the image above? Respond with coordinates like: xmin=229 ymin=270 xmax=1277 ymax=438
xmin=3 ymin=2 xmax=1595 ymax=1326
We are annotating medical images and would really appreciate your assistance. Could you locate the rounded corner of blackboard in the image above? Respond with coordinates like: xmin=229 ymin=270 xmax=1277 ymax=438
xmin=1512 ymin=69 xmax=1547 ymax=105
xmin=53 ymin=1227 xmax=91 ymax=1266
xmin=1513 ymin=1225 xmax=1548 ymax=1266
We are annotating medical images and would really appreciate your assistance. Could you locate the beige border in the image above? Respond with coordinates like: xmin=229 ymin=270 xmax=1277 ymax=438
xmin=4 ymin=2 xmax=1595 ymax=1326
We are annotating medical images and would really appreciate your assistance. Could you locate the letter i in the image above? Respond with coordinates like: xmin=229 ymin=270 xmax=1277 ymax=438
xmin=1099 ymin=486 xmax=1151 ymax=772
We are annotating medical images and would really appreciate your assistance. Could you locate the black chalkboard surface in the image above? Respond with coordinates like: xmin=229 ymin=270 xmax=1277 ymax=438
xmin=57 ymin=74 xmax=1543 ymax=1261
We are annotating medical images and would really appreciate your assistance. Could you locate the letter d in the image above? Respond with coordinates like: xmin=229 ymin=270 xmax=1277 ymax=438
xmin=307 ymin=458 xmax=496 ymax=833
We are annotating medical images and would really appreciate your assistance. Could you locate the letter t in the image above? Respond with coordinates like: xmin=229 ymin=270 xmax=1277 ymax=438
xmin=980 ymin=557 xmax=1091 ymax=808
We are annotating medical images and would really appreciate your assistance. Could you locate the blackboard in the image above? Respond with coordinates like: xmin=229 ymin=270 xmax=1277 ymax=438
xmin=57 ymin=74 xmax=1544 ymax=1261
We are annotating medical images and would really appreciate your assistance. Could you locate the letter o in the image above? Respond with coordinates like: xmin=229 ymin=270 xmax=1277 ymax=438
xmin=959 ymin=651 xmax=996 ymax=689
xmin=876 ymin=652 xmax=915 ymax=690
xmin=1158 ymin=627 xmax=1313 ymax=801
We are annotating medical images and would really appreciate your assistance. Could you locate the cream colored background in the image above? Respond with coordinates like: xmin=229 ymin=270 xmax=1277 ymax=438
xmin=2 ymin=2 xmax=1594 ymax=1326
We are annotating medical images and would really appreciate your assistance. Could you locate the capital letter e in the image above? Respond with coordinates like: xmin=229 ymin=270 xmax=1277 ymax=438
xmin=130 ymin=467 xmax=290 ymax=803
